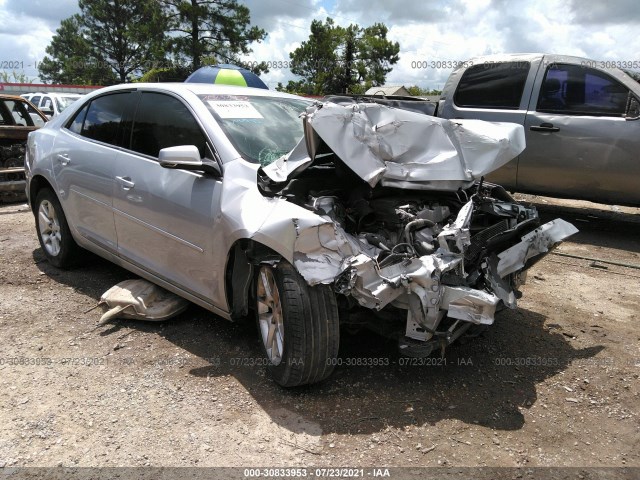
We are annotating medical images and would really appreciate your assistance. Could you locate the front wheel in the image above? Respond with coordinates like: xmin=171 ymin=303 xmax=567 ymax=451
xmin=256 ymin=261 xmax=340 ymax=387
xmin=34 ymin=189 xmax=81 ymax=268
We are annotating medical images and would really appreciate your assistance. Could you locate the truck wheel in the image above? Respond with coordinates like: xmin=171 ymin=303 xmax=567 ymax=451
xmin=256 ymin=261 xmax=340 ymax=387
xmin=35 ymin=189 xmax=81 ymax=269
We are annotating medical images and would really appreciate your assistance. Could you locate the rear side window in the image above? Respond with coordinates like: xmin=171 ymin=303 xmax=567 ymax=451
xmin=68 ymin=104 xmax=89 ymax=134
xmin=454 ymin=62 xmax=530 ymax=109
xmin=79 ymin=92 xmax=133 ymax=146
xmin=537 ymin=63 xmax=629 ymax=116
xmin=130 ymin=92 xmax=207 ymax=158
xmin=41 ymin=97 xmax=53 ymax=112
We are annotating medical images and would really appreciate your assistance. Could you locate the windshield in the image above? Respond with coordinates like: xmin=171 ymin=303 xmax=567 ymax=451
xmin=198 ymin=94 xmax=311 ymax=166
xmin=56 ymin=96 xmax=80 ymax=112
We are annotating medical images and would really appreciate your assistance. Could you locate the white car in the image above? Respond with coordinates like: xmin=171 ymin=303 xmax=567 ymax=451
xmin=21 ymin=92 xmax=83 ymax=119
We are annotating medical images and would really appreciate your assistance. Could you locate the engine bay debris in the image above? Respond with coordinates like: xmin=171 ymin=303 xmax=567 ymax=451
xmin=253 ymin=102 xmax=578 ymax=355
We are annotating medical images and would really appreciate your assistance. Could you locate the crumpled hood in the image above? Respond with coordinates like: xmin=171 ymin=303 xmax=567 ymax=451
xmin=263 ymin=102 xmax=525 ymax=190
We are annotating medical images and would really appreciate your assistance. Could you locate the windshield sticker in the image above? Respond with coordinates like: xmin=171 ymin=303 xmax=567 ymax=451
xmin=207 ymin=100 xmax=263 ymax=119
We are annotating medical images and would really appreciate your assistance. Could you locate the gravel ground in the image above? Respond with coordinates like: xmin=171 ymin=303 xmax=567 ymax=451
xmin=0 ymin=195 xmax=638 ymax=470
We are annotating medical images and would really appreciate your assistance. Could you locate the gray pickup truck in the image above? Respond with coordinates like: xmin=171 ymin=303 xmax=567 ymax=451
xmin=437 ymin=53 xmax=640 ymax=206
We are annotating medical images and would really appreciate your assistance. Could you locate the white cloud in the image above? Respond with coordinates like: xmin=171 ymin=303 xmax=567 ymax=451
xmin=0 ymin=0 xmax=68 ymax=82
xmin=241 ymin=0 xmax=330 ymax=89
xmin=1 ymin=0 xmax=639 ymax=87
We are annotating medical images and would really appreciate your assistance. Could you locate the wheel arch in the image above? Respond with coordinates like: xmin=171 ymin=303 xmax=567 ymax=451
xmin=28 ymin=175 xmax=55 ymax=214
xmin=224 ymin=238 xmax=286 ymax=320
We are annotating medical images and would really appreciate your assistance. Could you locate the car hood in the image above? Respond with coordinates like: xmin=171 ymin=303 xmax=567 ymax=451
xmin=262 ymin=102 xmax=525 ymax=190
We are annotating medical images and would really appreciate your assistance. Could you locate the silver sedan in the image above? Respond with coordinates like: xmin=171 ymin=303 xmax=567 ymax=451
xmin=26 ymin=83 xmax=576 ymax=386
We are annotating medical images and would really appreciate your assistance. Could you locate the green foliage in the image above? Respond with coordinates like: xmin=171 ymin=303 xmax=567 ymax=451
xmin=39 ymin=0 xmax=266 ymax=84
xmin=406 ymin=85 xmax=443 ymax=96
xmin=288 ymin=17 xmax=400 ymax=95
xmin=79 ymin=0 xmax=167 ymax=82
xmin=276 ymin=80 xmax=316 ymax=96
xmin=160 ymin=0 xmax=267 ymax=73
xmin=37 ymin=14 xmax=117 ymax=85
xmin=0 ymin=71 xmax=34 ymax=83
xmin=136 ymin=66 xmax=192 ymax=83
xmin=38 ymin=1 xmax=166 ymax=85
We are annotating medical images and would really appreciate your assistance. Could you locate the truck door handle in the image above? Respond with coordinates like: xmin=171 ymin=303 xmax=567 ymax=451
xmin=530 ymin=123 xmax=560 ymax=132
xmin=56 ymin=154 xmax=71 ymax=166
xmin=115 ymin=176 xmax=135 ymax=190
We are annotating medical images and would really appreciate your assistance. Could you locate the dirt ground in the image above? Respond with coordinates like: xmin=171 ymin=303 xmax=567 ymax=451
xmin=0 ymin=194 xmax=638 ymax=469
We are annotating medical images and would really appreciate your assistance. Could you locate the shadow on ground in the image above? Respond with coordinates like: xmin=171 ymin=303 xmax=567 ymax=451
xmin=180 ymin=305 xmax=603 ymax=434
xmin=33 ymin=243 xmax=605 ymax=436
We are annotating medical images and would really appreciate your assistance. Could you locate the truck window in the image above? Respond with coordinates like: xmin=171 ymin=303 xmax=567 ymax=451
xmin=537 ymin=63 xmax=629 ymax=116
xmin=454 ymin=62 xmax=530 ymax=109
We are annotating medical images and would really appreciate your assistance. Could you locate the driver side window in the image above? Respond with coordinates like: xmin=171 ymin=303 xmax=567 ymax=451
xmin=537 ymin=63 xmax=630 ymax=116
xmin=130 ymin=92 xmax=208 ymax=159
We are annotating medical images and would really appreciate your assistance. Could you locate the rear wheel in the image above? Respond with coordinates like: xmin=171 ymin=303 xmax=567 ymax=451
xmin=35 ymin=189 xmax=81 ymax=268
xmin=256 ymin=261 xmax=340 ymax=387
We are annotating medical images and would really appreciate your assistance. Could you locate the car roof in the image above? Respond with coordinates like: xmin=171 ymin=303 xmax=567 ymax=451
xmin=85 ymin=82 xmax=303 ymax=100
xmin=39 ymin=92 xmax=82 ymax=97
xmin=466 ymin=52 xmax=606 ymax=65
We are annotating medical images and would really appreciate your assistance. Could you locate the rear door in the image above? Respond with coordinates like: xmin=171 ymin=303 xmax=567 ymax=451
xmin=518 ymin=61 xmax=640 ymax=204
xmin=441 ymin=58 xmax=542 ymax=188
xmin=112 ymin=90 xmax=223 ymax=302
xmin=52 ymin=92 xmax=134 ymax=253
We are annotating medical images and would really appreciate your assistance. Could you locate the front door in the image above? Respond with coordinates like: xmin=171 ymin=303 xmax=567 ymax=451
xmin=518 ymin=62 xmax=640 ymax=205
xmin=112 ymin=91 xmax=223 ymax=302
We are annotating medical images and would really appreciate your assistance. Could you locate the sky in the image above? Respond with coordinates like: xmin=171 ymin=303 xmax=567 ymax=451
xmin=0 ymin=0 xmax=639 ymax=89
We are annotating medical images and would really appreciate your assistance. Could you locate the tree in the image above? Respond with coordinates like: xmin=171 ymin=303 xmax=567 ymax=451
xmin=407 ymin=85 xmax=443 ymax=96
xmin=38 ymin=1 xmax=167 ymax=84
xmin=276 ymin=80 xmax=316 ymax=95
xmin=160 ymin=0 xmax=267 ymax=73
xmin=355 ymin=23 xmax=400 ymax=88
xmin=288 ymin=18 xmax=342 ymax=95
xmin=136 ymin=65 xmax=193 ymax=83
xmin=80 ymin=0 xmax=168 ymax=82
xmin=38 ymin=14 xmax=116 ymax=85
xmin=0 ymin=71 xmax=34 ymax=83
xmin=288 ymin=18 xmax=400 ymax=95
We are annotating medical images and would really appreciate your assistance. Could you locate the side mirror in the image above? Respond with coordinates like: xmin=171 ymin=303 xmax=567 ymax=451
xmin=624 ymin=93 xmax=640 ymax=120
xmin=158 ymin=145 xmax=222 ymax=176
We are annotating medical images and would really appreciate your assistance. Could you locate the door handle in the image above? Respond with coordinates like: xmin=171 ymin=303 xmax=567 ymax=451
xmin=530 ymin=123 xmax=560 ymax=132
xmin=56 ymin=153 xmax=71 ymax=166
xmin=115 ymin=176 xmax=135 ymax=190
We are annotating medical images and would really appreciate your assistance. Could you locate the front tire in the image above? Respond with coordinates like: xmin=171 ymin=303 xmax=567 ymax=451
xmin=34 ymin=188 xmax=81 ymax=268
xmin=256 ymin=261 xmax=340 ymax=387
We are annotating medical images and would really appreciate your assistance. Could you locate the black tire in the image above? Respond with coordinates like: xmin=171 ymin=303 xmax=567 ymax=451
xmin=255 ymin=261 xmax=340 ymax=387
xmin=34 ymin=188 xmax=82 ymax=269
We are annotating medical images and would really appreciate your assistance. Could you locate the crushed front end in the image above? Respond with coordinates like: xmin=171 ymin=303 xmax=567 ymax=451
xmin=258 ymin=102 xmax=578 ymax=356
